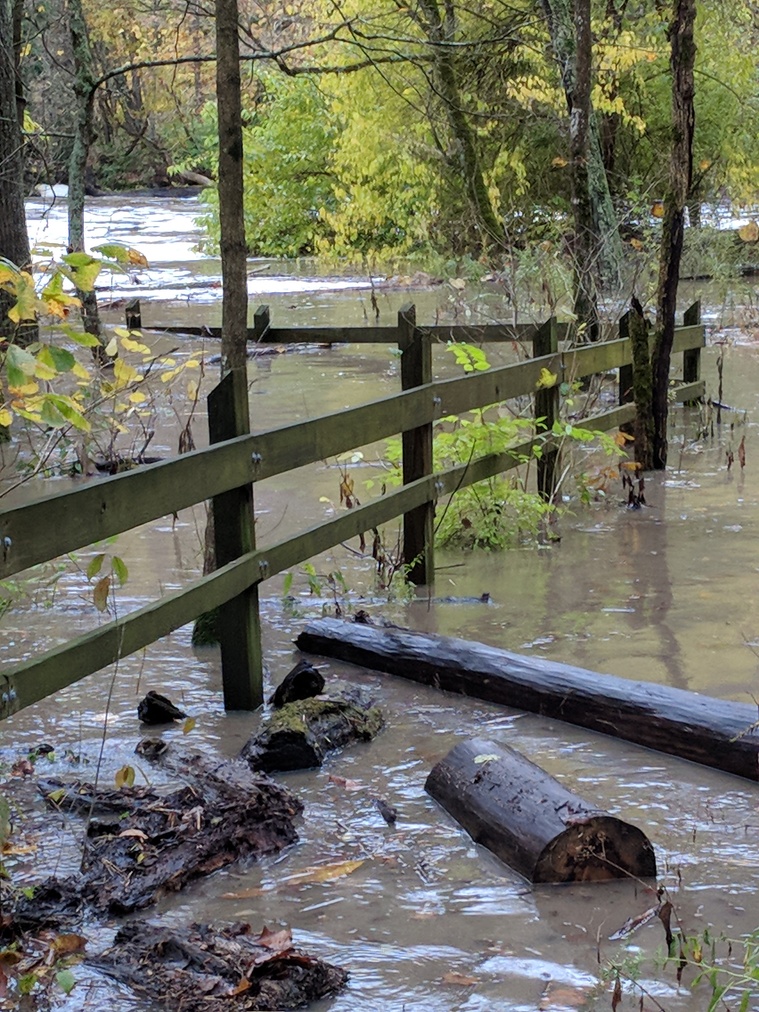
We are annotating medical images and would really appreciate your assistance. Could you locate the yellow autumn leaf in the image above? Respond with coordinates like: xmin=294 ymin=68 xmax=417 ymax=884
xmin=536 ymin=367 xmax=557 ymax=389
xmin=187 ymin=380 xmax=199 ymax=400
xmin=113 ymin=358 xmax=140 ymax=388
xmin=551 ymin=157 xmax=568 ymax=167
xmin=104 ymin=337 xmax=118 ymax=357
xmin=221 ymin=859 xmax=365 ymax=899
xmin=8 ymin=380 xmax=39 ymax=397
xmin=0 ymin=408 xmax=12 ymax=426
xmin=120 ymin=336 xmax=151 ymax=355
xmin=651 ymin=200 xmax=665 ymax=218
xmin=72 ymin=362 xmax=91 ymax=380
xmin=738 ymin=221 xmax=758 ymax=243
xmin=129 ymin=391 xmax=147 ymax=404
xmin=629 ymin=237 xmax=644 ymax=251
xmin=7 ymin=271 xmax=39 ymax=323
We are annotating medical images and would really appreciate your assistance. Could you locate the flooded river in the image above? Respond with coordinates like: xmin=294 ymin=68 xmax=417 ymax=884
xmin=1 ymin=194 xmax=758 ymax=1010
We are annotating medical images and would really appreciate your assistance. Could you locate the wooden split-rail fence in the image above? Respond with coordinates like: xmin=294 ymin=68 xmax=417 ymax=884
xmin=0 ymin=303 xmax=705 ymax=718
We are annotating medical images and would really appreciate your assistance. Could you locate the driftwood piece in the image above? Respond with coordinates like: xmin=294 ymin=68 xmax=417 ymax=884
xmin=241 ymin=696 xmax=384 ymax=772
xmin=269 ymin=660 xmax=325 ymax=708
xmin=426 ymin=739 xmax=656 ymax=884
xmin=37 ymin=744 xmax=302 ymax=914
xmin=90 ymin=921 xmax=348 ymax=1011
xmin=296 ymin=619 xmax=759 ymax=781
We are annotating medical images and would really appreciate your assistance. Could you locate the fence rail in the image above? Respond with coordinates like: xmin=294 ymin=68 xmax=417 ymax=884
xmin=0 ymin=304 xmax=705 ymax=719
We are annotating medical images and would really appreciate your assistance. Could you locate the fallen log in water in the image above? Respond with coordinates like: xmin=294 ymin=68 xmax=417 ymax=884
xmin=241 ymin=694 xmax=384 ymax=772
xmin=90 ymin=920 xmax=348 ymax=1012
xmin=426 ymin=739 xmax=656 ymax=884
xmin=296 ymin=619 xmax=759 ymax=781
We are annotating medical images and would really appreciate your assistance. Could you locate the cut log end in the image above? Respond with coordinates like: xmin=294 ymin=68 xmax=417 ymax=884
xmin=534 ymin=816 xmax=656 ymax=884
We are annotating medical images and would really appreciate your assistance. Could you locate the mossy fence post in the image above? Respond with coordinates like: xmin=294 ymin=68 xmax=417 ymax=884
xmin=208 ymin=367 xmax=263 ymax=709
xmin=398 ymin=303 xmax=434 ymax=586
xmin=534 ymin=316 xmax=559 ymax=500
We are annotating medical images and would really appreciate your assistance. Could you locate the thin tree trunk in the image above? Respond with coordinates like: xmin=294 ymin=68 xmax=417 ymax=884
xmin=417 ymin=0 xmax=504 ymax=252
xmin=215 ymin=0 xmax=248 ymax=375
xmin=67 ymin=0 xmax=101 ymax=345
xmin=568 ymin=0 xmax=598 ymax=340
xmin=193 ymin=0 xmax=250 ymax=644
xmin=651 ymin=0 xmax=696 ymax=470
xmin=0 ymin=0 xmax=33 ymax=335
xmin=540 ymin=0 xmax=622 ymax=291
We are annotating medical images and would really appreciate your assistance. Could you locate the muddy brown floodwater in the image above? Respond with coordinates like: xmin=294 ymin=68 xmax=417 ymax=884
xmin=0 ymin=195 xmax=757 ymax=1011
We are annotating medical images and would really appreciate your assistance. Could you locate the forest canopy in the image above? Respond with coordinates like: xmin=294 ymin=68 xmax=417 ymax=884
xmin=14 ymin=0 xmax=759 ymax=261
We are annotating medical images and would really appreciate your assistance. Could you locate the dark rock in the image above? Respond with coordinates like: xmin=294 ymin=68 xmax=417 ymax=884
xmin=137 ymin=690 xmax=187 ymax=725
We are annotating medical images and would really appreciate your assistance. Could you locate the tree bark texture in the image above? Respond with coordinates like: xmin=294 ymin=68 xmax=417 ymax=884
xmin=0 ymin=0 xmax=33 ymax=333
xmin=296 ymin=619 xmax=759 ymax=781
xmin=651 ymin=0 xmax=696 ymax=469
xmin=629 ymin=297 xmax=654 ymax=469
xmin=215 ymin=0 xmax=249 ymax=376
xmin=426 ymin=738 xmax=657 ymax=883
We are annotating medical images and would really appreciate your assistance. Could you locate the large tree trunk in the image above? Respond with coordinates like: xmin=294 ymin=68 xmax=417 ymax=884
xmin=426 ymin=739 xmax=656 ymax=883
xmin=296 ymin=619 xmax=759 ymax=781
xmin=67 ymin=0 xmax=101 ymax=345
xmin=540 ymin=0 xmax=622 ymax=294
xmin=650 ymin=0 xmax=696 ymax=469
xmin=0 ymin=0 xmax=33 ymax=335
xmin=417 ymin=0 xmax=504 ymax=253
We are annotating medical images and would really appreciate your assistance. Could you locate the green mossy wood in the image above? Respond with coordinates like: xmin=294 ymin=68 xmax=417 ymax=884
xmin=241 ymin=696 xmax=385 ymax=772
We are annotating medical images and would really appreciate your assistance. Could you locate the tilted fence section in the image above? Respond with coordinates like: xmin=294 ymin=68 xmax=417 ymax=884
xmin=0 ymin=303 xmax=704 ymax=719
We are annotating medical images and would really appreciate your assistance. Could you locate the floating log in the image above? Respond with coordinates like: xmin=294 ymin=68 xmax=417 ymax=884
xmin=241 ymin=695 xmax=384 ymax=773
xmin=296 ymin=619 xmax=759 ymax=781
xmin=90 ymin=920 xmax=348 ymax=1012
xmin=426 ymin=739 xmax=656 ymax=883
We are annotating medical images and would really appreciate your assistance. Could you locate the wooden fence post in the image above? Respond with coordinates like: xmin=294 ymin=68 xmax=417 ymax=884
xmin=125 ymin=298 xmax=141 ymax=330
xmin=683 ymin=301 xmax=702 ymax=406
xmin=534 ymin=317 xmax=559 ymax=500
xmin=399 ymin=304 xmax=434 ymax=586
xmin=618 ymin=310 xmax=633 ymax=406
xmin=253 ymin=304 xmax=270 ymax=342
xmin=208 ymin=368 xmax=263 ymax=710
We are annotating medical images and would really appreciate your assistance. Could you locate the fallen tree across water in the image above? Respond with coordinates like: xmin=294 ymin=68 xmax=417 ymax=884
xmin=296 ymin=619 xmax=759 ymax=781
xmin=426 ymin=738 xmax=656 ymax=883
